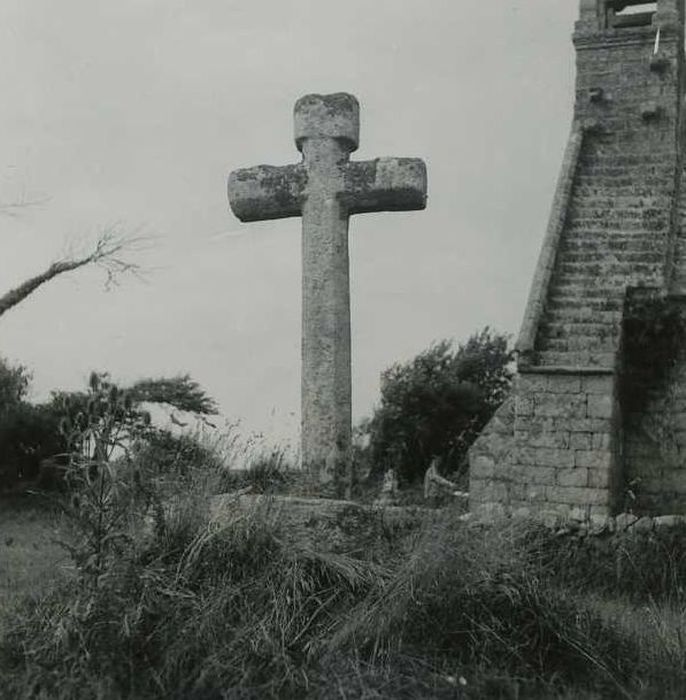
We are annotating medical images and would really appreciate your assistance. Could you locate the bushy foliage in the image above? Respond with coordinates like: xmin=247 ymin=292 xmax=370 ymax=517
xmin=0 ymin=370 xmax=219 ymax=491
xmin=132 ymin=429 xmax=222 ymax=479
xmin=0 ymin=357 xmax=66 ymax=487
xmin=0 ymin=402 xmax=65 ymax=483
xmin=127 ymin=374 xmax=218 ymax=417
xmin=364 ymin=328 xmax=514 ymax=482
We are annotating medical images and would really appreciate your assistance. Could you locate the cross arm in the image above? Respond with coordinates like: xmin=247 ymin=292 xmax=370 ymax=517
xmin=344 ymin=157 xmax=427 ymax=215
xmin=228 ymin=164 xmax=307 ymax=222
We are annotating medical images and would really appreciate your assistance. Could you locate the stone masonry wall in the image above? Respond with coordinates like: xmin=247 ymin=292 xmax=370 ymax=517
xmin=471 ymin=373 xmax=620 ymax=520
xmin=470 ymin=0 xmax=686 ymax=520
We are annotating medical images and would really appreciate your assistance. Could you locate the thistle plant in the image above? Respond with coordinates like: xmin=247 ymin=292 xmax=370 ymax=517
xmin=57 ymin=372 xmax=158 ymax=586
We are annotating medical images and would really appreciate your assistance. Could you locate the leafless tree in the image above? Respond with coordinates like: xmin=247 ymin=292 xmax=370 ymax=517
xmin=0 ymin=203 xmax=146 ymax=319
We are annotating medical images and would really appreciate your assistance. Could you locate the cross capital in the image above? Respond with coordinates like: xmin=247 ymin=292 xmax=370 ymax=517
xmin=294 ymin=92 xmax=360 ymax=153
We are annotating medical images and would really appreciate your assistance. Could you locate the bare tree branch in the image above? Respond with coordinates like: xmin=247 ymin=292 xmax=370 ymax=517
xmin=0 ymin=225 xmax=147 ymax=319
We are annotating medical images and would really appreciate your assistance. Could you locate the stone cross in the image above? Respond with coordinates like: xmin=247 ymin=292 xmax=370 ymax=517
xmin=228 ymin=93 xmax=427 ymax=495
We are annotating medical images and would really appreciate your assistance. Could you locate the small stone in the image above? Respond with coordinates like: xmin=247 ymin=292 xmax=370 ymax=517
xmin=512 ymin=506 xmax=532 ymax=520
xmin=628 ymin=516 xmax=653 ymax=533
xmin=568 ymin=507 xmax=587 ymax=523
xmin=615 ymin=513 xmax=638 ymax=532
xmin=653 ymin=515 xmax=685 ymax=529
xmin=541 ymin=510 xmax=564 ymax=529
xmin=589 ymin=514 xmax=610 ymax=535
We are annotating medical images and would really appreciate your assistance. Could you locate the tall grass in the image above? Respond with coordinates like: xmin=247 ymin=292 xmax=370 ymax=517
xmin=1 ymin=490 xmax=663 ymax=699
xmin=3 ymin=430 xmax=686 ymax=698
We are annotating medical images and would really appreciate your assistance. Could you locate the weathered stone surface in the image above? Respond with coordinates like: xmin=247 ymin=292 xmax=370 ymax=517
xmin=653 ymin=514 xmax=686 ymax=529
xmin=615 ymin=512 xmax=638 ymax=532
xmin=228 ymin=94 xmax=427 ymax=495
xmin=628 ymin=516 xmax=654 ymax=534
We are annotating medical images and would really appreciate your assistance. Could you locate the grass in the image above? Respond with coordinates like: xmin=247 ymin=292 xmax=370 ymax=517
xmin=0 ymin=495 xmax=71 ymax=633
xmin=2 ymin=463 xmax=686 ymax=699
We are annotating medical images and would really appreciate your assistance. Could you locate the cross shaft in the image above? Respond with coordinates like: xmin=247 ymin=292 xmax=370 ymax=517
xmin=228 ymin=93 xmax=427 ymax=495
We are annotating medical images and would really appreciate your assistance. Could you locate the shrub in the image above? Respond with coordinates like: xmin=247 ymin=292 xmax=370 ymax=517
xmin=0 ymin=358 xmax=68 ymax=489
xmin=132 ymin=429 xmax=223 ymax=479
xmin=0 ymin=402 xmax=66 ymax=484
xmin=363 ymin=328 xmax=514 ymax=483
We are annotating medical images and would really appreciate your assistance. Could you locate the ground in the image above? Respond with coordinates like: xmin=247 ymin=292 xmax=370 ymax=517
xmin=0 ymin=496 xmax=70 ymax=633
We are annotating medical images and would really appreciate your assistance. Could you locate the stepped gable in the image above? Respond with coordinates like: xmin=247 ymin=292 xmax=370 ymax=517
xmin=470 ymin=0 xmax=686 ymax=521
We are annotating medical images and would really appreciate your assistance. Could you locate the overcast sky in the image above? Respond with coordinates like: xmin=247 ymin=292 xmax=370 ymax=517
xmin=0 ymin=0 xmax=578 ymax=446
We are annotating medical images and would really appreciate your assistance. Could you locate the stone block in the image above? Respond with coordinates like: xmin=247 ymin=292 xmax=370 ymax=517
xmin=587 ymin=394 xmax=614 ymax=419
xmin=484 ymin=481 xmax=509 ymax=502
xmin=568 ymin=506 xmax=588 ymax=522
xmin=653 ymin=515 xmax=686 ymax=529
xmin=515 ymin=485 xmax=547 ymax=504
xmin=473 ymin=502 xmax=508 ymax=521
xmin=546 ymin=485 xmax=609 ymax=506
xmin=535 ymin=394 xmax=587 ymax=419
xmin=588 ymin=469 xmax=611 ymax=489
xmin=524 ymin=431 xmax=571 ymax=449
xmin=629 ymin=516 xmax=654 ymax=533
xmin=615 ymin=513 xmax=638 ymax=531
xmin=515 ymin=396 xmax=534 ymax=417
xmin=540 ymin=509 xmax=566 ymax=529
xmin=566 ymin=418 xmax=612 ymax=433
xmin=512 ymin=506 xmax=532 ymax=520
xmin=548 ymin=375 xmax=582 ymax=393
xmin=469 ymin=478 xmax=490 ymax=501
xmin=527 ymin=466 xmax=557 ymax=485
xmin=591 ymin=432 xmax=612 ymax=450
xmin=581 ymin=375 xmax=613 ymax=395
xmin=570 ymin=432 xmax=592 ymax=451
xmin=534 ymin=448 xmax=575 ymax=469
xmin=589 ymin=513 xmax=612 ymax=535
xmin=471 ymin=455 xmax=496 ymax=479
xmin=518 ymin=375 xmax=549 ymax=393
xmin=575 ymin=450 xmax=613 ymax=470
xmin=557 ymin=468 xmax=589 ymax=488
xmin=513 ymin=417 xmax=536 ymax=434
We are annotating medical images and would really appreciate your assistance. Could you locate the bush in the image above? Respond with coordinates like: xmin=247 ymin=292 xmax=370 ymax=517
xmin=0 ymin=358 xmax=69 ymax=489
xmin=363 ymin=328 xmax=514 ymax=483
xmin=132 ymin=429 xmax=223 ymax=478
xmin=0 ymin=402 xmax=66 ymax=485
